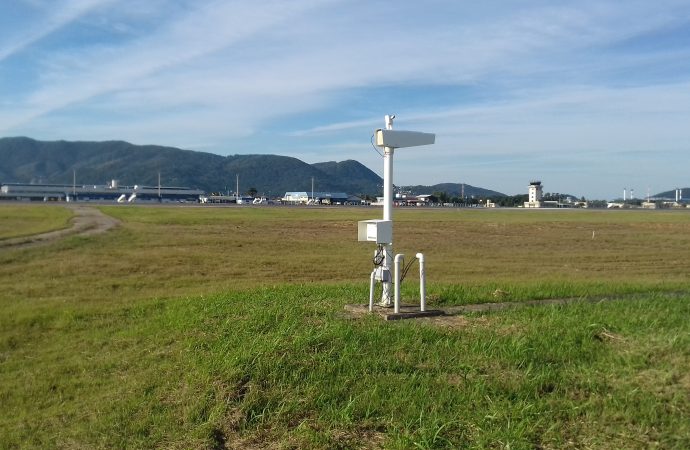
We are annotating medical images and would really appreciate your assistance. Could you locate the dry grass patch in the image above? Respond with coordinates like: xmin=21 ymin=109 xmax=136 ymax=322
xmin=0 ymin=203 xmax=73 ymax=239
xmin=1 ymin=206 xmax=689 ymax=449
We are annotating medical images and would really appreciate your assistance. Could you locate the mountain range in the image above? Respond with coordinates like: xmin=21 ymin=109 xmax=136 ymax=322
xmin=0 ymin=137 xmax=504 ymax=198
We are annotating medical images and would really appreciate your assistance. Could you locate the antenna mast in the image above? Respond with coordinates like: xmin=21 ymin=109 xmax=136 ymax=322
xmin=358 ymin=115 xmax=435 ymax=307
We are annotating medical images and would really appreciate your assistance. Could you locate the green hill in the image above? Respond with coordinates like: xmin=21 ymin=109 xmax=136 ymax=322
xmin=401 ymin=182 xmax=505 ymax=198
xmin=0 ymin=137 xmax=383 ymax=196
xmin=311 ymin=160 xmax=383 ymax=195
xmin=654 ymin=188 xmax=689 ymax=200
xmin=0 ymin=137 xmax=507 ymax=197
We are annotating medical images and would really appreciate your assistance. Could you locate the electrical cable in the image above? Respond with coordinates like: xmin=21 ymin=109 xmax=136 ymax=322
xmin=372 ymin=244 xmax=385 ymax=266
xmin=370 ymin=133 xmax=384 ymax=158
xmin=399 ymin=257 xmax=416 ymax=284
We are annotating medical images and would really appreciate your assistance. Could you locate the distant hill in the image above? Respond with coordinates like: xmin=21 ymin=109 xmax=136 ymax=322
xmin=0 ymin=137 xmax=504 ymax=197
xmin=0 ymin=137 xmax=383 ymax=196
xmin=400 ymin=182 xmax=505 ymax=198
xmin=311 ymin=160 xmax=382 ymax=195
xmin=654 ymin=188 xmax=690 ymax=200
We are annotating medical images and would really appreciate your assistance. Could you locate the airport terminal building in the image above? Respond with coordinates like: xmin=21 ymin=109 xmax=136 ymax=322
xmin=0 ymin=181 xmax=203 ymax=203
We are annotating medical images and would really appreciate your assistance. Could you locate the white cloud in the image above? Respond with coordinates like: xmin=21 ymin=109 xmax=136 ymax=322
xmin=0 ymin=0 xmax=115 ymax=62
xmin=1 ymin=0 xmax=342 ymax=132
xmin=1 ymin=0 xmax=690 ymax=198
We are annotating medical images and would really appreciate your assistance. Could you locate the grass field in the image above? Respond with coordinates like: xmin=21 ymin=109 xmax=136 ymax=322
xmin=1 ymin=205 xmax=689 ymax=449
xmin=0 ymin=204 xmax=73 ymax=240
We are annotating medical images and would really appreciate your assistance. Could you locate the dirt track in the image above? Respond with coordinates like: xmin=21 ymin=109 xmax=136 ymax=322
xmin=0 ymin=205 xmax=120 ymax=250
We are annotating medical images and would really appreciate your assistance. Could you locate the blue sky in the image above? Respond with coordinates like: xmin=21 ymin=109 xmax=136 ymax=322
xmin=1 ymin=0 xmax=689 ymax=199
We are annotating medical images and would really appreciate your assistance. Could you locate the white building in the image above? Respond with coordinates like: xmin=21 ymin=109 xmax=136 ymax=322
xmin=281 ymin=191 xmax=350 ymax=205
xmin=524 ymin=181 xmax=543 ymax=208
xmin=0 ymin=182 xmax=203 ymax=202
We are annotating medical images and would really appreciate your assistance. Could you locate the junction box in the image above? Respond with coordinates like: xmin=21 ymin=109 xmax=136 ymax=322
xmin=358 ymin=219 xmax=392 ymax=244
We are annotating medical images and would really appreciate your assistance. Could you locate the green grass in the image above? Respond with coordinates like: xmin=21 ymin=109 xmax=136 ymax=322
xmin=0 ymin=204 xmax=73 ymax=239
xmin=1 ymin=205 xmax=689 ymax=448
xmin=1 ymin=285 xmax=688 ymax=449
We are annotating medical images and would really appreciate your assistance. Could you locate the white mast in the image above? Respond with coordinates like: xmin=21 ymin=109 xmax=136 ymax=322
xmin=358 ymin=116 xmax=434 ymax=308
xmin=380 ymin=114 xmax=395 ymax=305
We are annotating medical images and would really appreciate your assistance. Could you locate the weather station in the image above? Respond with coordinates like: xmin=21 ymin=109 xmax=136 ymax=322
xmin=354 ymin=115 xmax=443 ymax=320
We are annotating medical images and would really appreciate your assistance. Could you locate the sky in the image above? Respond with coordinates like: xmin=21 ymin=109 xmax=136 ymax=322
xmin=1 ymin=0 xmax=689 ymax=199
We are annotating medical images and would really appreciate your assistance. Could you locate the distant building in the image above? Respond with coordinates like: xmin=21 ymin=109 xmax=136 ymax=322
xmin=392 ymin=193 xmax=439 ymax=206
xmin=0 ymin=182 xmax=203 ymax=203
xmin=282 ymin=192 xmax=309 ymax=203
xmin=282 ymin=191 xmax=351 ymax=205
xmin=524 ymin=181 xmax=543 ymax=208
xmin=411 ymin=194 xmax=438 ymax=206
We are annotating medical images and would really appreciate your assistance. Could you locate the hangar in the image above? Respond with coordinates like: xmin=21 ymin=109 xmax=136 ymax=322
xmin=0 ymin=182 xmax=203 ymax=203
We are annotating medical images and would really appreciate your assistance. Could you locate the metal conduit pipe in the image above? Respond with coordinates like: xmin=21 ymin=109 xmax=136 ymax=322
xmin=394 ymin=253 xmax=404 ymax=314
xmin=369 ymin=270 xmax=376 ymax=312
xmin=416 ymin=253 xmax=426 ymax=312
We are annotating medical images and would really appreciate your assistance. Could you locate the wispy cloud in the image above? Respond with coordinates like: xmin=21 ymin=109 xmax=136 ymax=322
xmin=0 ymin=0 xmax=114 ymax=62
xmin=1 ymin=0 xmax=341 ymax=131
xmin=1 ymin=0 xmax=689 ymax=197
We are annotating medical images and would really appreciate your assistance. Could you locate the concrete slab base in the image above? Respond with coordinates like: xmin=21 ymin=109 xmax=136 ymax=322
xmin=344 ymin=304 xmax=445 ymax=321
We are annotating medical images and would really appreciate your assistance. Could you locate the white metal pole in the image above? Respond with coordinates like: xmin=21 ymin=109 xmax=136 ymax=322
xmin=394 ymin=253 xmax=404 ymax=313
xmin=369 ymin=270 xmax=376 ymax=312
xmin=416 ymin=253 xmax=426 ymax=312
xmin=381 ymin=115 xmax=395 ymax=306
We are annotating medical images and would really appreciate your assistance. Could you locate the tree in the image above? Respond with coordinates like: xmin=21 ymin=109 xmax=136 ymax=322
xmin=248 ymin=187 xmax=258 ymax=197
xmin=433 ymin=191 xmax=450 ymax=203
xmin=490 ymin=194 xmax=527 ymax=207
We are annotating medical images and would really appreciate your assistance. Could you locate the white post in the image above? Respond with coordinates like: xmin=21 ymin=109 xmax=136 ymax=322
xmin=394 ymin=253 xmax=404 ymax=313
xmin=381 ymin=114 xmax=395 ymax=306
xmin=369 ymin=270 xmax=376 ymax=312
xmin=416 ymin=253 xmax=426 ymax=312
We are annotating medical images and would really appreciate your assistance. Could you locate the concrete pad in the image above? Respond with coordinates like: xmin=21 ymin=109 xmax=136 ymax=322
xmin=344 ymin=304 xmax=445 ymax=321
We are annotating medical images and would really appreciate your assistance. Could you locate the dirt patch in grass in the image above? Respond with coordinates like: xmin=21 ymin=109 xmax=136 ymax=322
xmin=0 ymin=205 xmax=119 ymax=249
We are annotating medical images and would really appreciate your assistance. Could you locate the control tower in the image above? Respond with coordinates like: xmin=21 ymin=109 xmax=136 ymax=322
xmin=525 ymin=180 xmax=543 ymax=208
